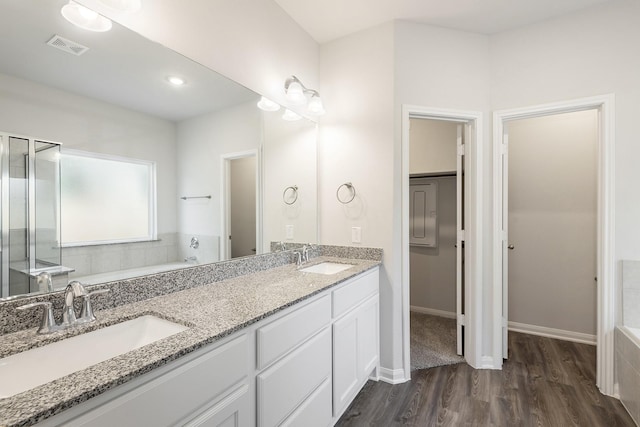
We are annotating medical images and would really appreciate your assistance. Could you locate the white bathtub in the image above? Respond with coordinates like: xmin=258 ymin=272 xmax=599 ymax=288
xmin=616 ymin=326 xmax=640 ymax=425
xmin=622 ymin=326 xmax=640 ymax=346
xmin=62 ymin=262 xmax=198 ymax=287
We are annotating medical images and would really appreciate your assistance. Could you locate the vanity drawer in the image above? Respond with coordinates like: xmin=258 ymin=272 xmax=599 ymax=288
xmin=281 ymin=378 xmax=331 ymax=427
xmin=256 ymin=295 xmax=330 ymax=370
xmin=257 ymin=328 xmax=331 ymax=427
xmin=66 ymin=334 xmax=249 ymax=427
xmin=332 ymin=269 xmax=378 ymax=319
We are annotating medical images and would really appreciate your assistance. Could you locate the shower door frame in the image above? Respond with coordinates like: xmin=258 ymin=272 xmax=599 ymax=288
xmin=0 ymin=132 xmax=62 ymax=298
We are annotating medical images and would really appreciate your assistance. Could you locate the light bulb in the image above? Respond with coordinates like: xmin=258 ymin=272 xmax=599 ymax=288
xmin=282 ymin=109 xmax=302 ymax=121
xmin=257 ymin=96 xmax=281 ymax=112
xmin=307 ymin=95 xmax=325 ymax=115
xmin=285 ymin=81 xmax=306 ymax=105
xmin=61 ymin=1 xmax=112 ymax=32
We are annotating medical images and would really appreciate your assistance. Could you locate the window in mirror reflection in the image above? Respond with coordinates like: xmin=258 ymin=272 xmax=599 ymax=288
xmin=60 ymin=150 xmax=156 ymax=245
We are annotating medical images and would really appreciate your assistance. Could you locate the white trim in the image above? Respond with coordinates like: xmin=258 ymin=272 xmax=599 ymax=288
xmin=410 ymin=306 xmax=456 ymax=319
xmin=479 ymin=356 xmax=496 ymax=369
xmin=508 ymin=321 xmax=597 ymax=345
xmin=220 ymin=149 xmax=262 ymax=261
xmin=492 ymin=94 xmax=616 ymax=395
xmin=378 ymin=367 xmax=408 ymax=384
xmin=401 ymin=105 xmax=483 ymax=380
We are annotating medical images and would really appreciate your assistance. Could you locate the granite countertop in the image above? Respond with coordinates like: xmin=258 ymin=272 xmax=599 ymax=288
xmin=0 ymin=256 xmax=380 ymax=427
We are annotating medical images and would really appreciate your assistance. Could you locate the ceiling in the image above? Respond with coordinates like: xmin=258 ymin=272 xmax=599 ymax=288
xmin=274 ymin=0 xmax=613 ymax=43
xmin=0 ymin=0 xmax=257 ymax=122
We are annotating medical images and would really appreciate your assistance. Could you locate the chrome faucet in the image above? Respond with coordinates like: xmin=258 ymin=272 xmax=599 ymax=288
xmin=17 ymin=280 xmax=109 ymax=334
xmin=302 ymin=245 xmax=310 ymax=263
xmin=62 ymin=280 xmax=86 ymax=326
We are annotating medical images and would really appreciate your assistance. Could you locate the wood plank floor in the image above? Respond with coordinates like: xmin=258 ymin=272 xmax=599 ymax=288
xmin=337 ymin=332 xmax=635 ymax=426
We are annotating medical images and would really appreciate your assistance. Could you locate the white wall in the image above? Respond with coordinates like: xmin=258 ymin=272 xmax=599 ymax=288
xmin=319 ymin=22 xmax=397 ymax=371
xmin=263 ymin=113 xmax=318 ymax=249
xmin=490 ymin=0 xmax=640 ymax=337
xmin=0 ymin=72 xmax=177 ymax=234
xmin=507 ymin=110 xmax=598 ymax=335
xmin=77 ymin=0 xmax=319 ymax=117
xmin=176 ymin=101 xmax=262 ymax=260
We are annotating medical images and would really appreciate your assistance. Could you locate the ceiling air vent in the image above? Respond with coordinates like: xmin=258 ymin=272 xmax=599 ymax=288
xmin=46 ymin=35 xmax=89 ymax=56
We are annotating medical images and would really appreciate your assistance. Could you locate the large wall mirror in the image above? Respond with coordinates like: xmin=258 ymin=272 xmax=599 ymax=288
xmin=0 ymin=0 xmax=318 ymax=299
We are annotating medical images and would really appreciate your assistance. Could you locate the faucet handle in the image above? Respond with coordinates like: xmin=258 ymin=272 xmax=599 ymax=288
xmin=78 ymin=289 xmax=109 ymax=323
xmin=17 ymin=301 xmax=57 ymax=334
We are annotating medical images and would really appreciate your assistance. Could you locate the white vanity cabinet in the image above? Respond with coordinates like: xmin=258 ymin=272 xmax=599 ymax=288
xmin=331 ymin=270 xmax=380 ymax=418
xmin=36 ymin=266 xmax=379 ymax=427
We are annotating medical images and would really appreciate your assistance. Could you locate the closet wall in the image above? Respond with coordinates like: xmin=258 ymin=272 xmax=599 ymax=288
xmin=409 ymin=118 xmax=458 ymax=315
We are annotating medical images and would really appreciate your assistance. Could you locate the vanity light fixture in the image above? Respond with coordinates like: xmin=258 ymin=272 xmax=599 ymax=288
xmin=97 ymin=0 xmax=142 ymax=13
xmin=166 ymin=76 xmax=186 ymax=86
xmin=257 ymin=96 xmax=281 ymax=112
xmin=61 ymin=1 xmax=112 ymax=32
xmin=282 ymin=109 xmax=302 ymax=121
xmin=284 ymin=75 xmax=326 ymax=115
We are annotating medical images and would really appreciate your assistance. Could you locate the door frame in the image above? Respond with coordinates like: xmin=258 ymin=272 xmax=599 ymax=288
xmin=492 ymin=94 xmax=616 ymax=395
xmin=401 ymin=105 xmax=484 ymax=380
xmin=220 ymin=149 xmax=262 ymax=260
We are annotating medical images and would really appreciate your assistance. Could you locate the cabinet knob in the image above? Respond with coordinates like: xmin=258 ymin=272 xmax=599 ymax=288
xmin=508 ymin=245 xmax=514 ymax=250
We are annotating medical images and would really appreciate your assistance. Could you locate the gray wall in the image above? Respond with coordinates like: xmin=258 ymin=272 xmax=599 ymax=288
xmin=507 ymin=109 xmax=597 ymax=335
xmin=410 ymin=176 xmax=457 ymax=313
xmin=409 ymin=118 xmax=458 ymax=314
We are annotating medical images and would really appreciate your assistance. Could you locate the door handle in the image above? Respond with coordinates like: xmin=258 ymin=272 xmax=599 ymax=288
xmin=508 ymin=245 xmax=514 ymax=250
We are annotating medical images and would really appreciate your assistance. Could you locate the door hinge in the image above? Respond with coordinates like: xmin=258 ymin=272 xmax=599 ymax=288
xmin=458 ymin=314 xmax=466 ymax=326
xmin=457 ymin=230 xmax=465 ymax=241
xmin=502 ymin=317 xmax=508 ymax=328
xmin=502 ymin=231 xmax=507 ymax=241
xmin=457 ymin=144 xmax=465 ymax=156
xmin=501 ymin=143 xmax=508 ymax=155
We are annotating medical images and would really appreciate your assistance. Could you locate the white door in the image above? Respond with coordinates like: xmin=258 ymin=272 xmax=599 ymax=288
xmin=455 ymin=124 xmax=464 ymax=356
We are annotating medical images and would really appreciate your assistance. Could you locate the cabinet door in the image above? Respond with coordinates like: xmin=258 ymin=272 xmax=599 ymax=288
xmin=332 ymin=309 xmax=359 ymax=416
xmin=183 ymin=384 xmax=251 ymax=427
xmin=332 ymin=295 xmax=380 ymax=418
xmin=358 ymin=295 xmax=379 ymax=379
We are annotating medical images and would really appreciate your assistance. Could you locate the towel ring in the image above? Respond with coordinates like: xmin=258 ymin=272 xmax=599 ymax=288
xmin=283 ymin=185 xmax=298 ymax=205
xmin=336 ymin=182 xmax=356 ymax=204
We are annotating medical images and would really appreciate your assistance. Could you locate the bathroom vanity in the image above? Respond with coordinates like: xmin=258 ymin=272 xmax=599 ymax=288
xmin=0 ymin=254 xmax=380 ymax=427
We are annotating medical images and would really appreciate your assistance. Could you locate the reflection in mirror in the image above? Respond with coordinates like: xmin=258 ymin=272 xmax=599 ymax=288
xmin=0 ymin=0 xmax=317 ymax=299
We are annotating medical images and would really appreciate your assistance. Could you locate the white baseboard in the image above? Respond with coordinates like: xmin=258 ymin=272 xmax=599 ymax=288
xmin=479 ymin=355 xmax=500 ymax=369
xmin=378 ymin=367 xmax=409 ymax=384
xmin=508 ymin=321 xmax=596 ymax=345
xmin=410 ymin=306 xmax=456 ymax=319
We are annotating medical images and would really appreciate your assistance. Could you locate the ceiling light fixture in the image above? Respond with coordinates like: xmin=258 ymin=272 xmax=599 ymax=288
xmin=61 ymin=1 xmax=112 ymax=32
xmin=282 ymin=109 xmax=302 ymax=121
xmin=166 ymin=76 xmax=186 ymax=86
xmin=284 ymin=75 xmax=326 ymax=116
xmin=257 ymin=96 xmax=281 ymax=112
xmin=97 ymin=0 xmax=142 ymax=13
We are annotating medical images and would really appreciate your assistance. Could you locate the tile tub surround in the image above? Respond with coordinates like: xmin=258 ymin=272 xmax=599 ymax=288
xmin=616 ymin=326 xmax=640 ymax=425
xmin=623 ymin=260 xmax=640 ymax=328
xmin=0 ymin=255 xmax=380 ymax=427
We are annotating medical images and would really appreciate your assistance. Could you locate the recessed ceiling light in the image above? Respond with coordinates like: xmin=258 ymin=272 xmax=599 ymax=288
xmin=61 ymin=1 xmax=112 ymax=32
xmin=166 ymin=76 xmax=186 ymax=86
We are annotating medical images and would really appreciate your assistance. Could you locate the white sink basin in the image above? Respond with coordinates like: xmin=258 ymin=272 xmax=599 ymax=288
xmin=0 ymin=315 xmax=188 ymax=398
xmin=300 ymin=262 xmax=354 ymax=275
